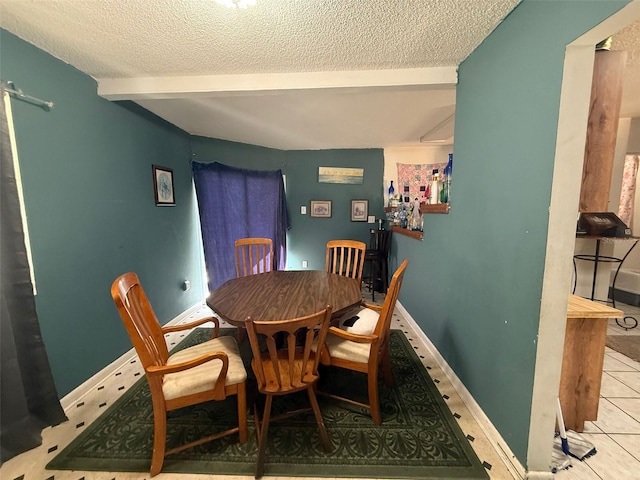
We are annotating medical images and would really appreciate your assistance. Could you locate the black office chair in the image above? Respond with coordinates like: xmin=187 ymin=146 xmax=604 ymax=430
xmin=364 ymin=229 xmax=392 ymax=301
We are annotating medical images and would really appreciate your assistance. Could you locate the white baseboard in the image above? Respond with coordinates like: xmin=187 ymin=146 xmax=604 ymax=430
xmin=524 ymin=473 xmax=555 ymax=480
xmin=395 ymin=300 xmax=529 ymax=480
xmin=59 ymin=303 xmax=207 ymax=411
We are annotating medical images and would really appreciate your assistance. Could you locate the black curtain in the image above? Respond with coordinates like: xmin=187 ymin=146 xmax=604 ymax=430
xmin=0 ymin=89 xmax=67 ymax=464
xmin=192 ymin=161 xmax=290 ymax=291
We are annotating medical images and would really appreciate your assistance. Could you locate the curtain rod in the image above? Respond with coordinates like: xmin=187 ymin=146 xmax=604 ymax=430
xmin=1 ymin=81 xmax=54 ymax=111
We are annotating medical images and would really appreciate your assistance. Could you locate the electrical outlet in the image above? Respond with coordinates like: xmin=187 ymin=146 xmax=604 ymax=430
xmin=302 ymin=260 xmax=308 ymax=268
xmin=301 ymin=205 xmax=307 ymax=214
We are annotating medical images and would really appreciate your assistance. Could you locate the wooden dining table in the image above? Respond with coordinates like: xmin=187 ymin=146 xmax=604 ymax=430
xmin=207 ymin=270 xmax=362 ymax=326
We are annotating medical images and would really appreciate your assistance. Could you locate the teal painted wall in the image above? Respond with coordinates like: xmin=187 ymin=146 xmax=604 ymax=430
xmin=191 ymin=137 xmax=385 ymax=270
xmin=391 ymin=0 xmax=629 ymax=466
xmin=284 ymin=149 xmax=385 ymax=270
xmin=1 ymin=30 xmax=205 ymax=396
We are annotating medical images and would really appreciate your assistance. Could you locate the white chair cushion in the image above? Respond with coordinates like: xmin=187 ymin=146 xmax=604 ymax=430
xmin=323 ymin=334 xmax=371 ymax=364
xmin=339 ymin=307 xmax=379 ymax=335
xmin=163 ymin=335 xmax=247 ymax=401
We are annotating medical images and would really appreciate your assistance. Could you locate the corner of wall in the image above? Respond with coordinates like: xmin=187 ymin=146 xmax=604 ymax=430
xmin=628 ymin=117 xmax=640 ymax=153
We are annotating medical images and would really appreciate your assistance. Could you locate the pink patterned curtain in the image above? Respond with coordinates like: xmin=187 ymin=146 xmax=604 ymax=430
xmin=618 ymin=154 xmax=640 ymax=228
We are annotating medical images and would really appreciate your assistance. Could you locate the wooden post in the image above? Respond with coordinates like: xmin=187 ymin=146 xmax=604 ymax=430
xmin=579 ymin=50 xmax=627 ymax=213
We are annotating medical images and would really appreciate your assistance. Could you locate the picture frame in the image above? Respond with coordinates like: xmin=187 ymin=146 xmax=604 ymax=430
xmin=310 ymin=200 xmax=332 ymax=218
xmin=318 ymin=166 xmax=364 ymax=184
xmin=152 ymin=165 xmax=175 ymax=206
xmin=351 ymin=199 xmax=368 ymax=222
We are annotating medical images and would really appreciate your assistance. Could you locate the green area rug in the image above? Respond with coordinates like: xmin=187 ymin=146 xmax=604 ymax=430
xmin=47 ymin=329 xmax=488 ymax=479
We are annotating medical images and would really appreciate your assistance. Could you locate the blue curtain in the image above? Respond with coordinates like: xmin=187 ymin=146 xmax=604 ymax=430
xmin=192 ymin=162 xmax=290 ymax=291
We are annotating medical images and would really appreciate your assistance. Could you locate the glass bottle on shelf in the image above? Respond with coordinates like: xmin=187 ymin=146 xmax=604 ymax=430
xmin=444 ymin=153 xmax=453 ymax=203
xmin=440 ymin=175 xmax=448 ymax=203
xmin=431 ymin=169 xmax=440 ymax=204
xmin=410 ymin=198 xmax=422 ymax=230
xmin=388 ymin=181 xmax=398 ymax=207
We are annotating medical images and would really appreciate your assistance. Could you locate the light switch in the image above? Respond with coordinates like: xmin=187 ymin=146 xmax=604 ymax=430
xmin=301 ymin=206 xmax=307 ymax=214
xmin=367 ymin=215 xmax=376 ymax=223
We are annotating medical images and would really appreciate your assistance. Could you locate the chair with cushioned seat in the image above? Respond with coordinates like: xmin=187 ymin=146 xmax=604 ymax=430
xmin=234 ymin=237 xmax=274 ymax=342
xmin=246 ymin=306 xmax=333 ymax=478
xmin=325 ymin=239 xmax=366 ymax=285
xmin=314 ymin=259 xmax=408 ymax=425
xmin=235 ymin=237 xmax=274 ymax=277
xmin=111 ymin=272 xmax=248 ymax=477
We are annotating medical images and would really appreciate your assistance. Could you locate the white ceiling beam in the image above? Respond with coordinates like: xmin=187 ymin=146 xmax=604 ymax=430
xmin=97 ymin=67 xmax=457 ymax=100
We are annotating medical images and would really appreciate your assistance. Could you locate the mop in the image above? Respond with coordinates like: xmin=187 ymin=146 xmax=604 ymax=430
xmin=549 ymin=398 xmax=571 ymax=473
xmin=550 ymin=436 xmax=572 ymax=473
xmin=556 ymin=398 xmax=597 ymax=461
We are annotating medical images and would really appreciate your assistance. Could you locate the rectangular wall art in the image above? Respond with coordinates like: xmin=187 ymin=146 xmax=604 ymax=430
xmin=351 ymin=200 xmax=368 ymax=221
xmin=318 ymin=167 xmax=364 ymax=184
xmin=310 ymin=200 xmax=332 ymax=218
xmin=152 ymin=165 xmax=175 ymax=206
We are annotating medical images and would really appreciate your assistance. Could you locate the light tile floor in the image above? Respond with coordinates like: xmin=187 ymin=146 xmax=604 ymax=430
xmin=555 ymin=301 xmax=640 ymax=480
xmin=0 ymin=288 xmax=517 ymax=480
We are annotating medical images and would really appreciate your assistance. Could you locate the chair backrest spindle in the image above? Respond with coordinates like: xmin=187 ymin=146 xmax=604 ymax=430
xmin=246 ymin=307 xmax=332 ymax=393
xmin=325 ymin=240 xmax=366 ymax=283
xmin=112 ymin=273 xmax=170 ymax=369
xmin=235 ymin=237 xmax=274 ymax=277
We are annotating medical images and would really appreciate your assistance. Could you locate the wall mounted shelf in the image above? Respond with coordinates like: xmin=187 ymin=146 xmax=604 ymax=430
xmin=391 ymin=226 xmax=423 ymax=240
xmin=420 ymin=203 xmax=450 ymax=214
xmin=385 ymin=204 xmax=450 ymax=214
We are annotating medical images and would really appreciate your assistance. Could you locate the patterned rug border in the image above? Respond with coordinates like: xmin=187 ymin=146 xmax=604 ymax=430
xmin=47 ymin=329 xmax=488 ymax=479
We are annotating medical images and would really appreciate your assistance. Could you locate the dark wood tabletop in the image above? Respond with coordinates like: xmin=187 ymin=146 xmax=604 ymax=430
xmin=207 ymin=270 xmax=362 ymax=326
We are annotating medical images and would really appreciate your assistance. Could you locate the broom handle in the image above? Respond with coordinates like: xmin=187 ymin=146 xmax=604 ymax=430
xmin=556 ymin=398 xmax=568 ymax=439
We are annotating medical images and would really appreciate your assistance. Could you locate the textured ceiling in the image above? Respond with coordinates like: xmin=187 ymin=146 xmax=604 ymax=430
xmin=0 ymin=0 xmax=520 ymax=76
xmin=612 ymin=19 xmax=640 ymax=119
xmin=1 ymin=0 xmax=638 ymax=150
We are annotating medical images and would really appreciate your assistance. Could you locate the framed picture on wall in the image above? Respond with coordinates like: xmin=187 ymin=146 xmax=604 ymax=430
xmin=351 ymin=199 xmax=368 ymax=221
xmin=310 ymin=200 xmax=332 ymax=218
xmin=152 ymin=165 xmax=175 ymax=206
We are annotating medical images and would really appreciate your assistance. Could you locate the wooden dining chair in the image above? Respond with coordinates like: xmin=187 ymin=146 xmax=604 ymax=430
xmin=234 ymin=237 xmax=274 ymax=342
xmin=111 ymin=272 xmax=248 ymax=477
xmin=245 ymin=306 xmax=333 ymax=478
xmin=314 ymin=259 xmax=408 ymax=425
xmin=325 ymin=239 xmax=366 ymax=284
xmin=235 ymin=237 xmax=274 ymax=277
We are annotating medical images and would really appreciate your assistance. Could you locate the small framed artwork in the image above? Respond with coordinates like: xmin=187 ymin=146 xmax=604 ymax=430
xmin=310 ymin=200 xmax=332 ymax=218
xmin=351 ymin=199 xmax=368 ymax=222
xmin=152 ymin=165 xmax=175 ymax=206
